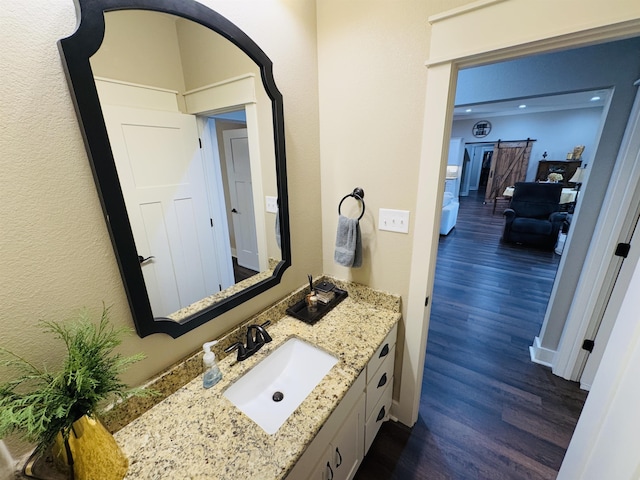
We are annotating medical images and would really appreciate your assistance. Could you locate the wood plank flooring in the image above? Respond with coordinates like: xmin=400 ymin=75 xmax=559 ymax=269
xmin=355 ymin=191 xmax=587 ymax=480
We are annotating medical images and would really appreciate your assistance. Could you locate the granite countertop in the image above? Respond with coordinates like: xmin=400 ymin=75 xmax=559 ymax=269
xmin=114 ymin=284 xmax=400 ymax=480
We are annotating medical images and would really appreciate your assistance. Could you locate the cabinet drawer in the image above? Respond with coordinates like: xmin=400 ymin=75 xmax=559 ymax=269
xmin=365 ymin=346 xmax=395 ymax=420
xmin=364 ymin=379 xmax=393 ymax=455
xmin=366 ymin=323 xmax=397 ymax=384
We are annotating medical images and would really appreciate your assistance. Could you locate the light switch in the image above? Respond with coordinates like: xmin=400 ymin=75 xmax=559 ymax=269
xmin=378 ymin=208 xmax=410 ymax=234
xmin=265 ymin=196 xmax=278 ymax=213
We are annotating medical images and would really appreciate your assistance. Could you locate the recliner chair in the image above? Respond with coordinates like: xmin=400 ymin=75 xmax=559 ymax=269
xmin=502 ymin=182 xmax=567 ymax=250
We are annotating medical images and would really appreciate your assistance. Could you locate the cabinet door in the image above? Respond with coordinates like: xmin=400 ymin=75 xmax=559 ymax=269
xmin=331 ymin=394 xmax=365 ymax=480
xmin=311 ymin=446 xmax=334 ymax=480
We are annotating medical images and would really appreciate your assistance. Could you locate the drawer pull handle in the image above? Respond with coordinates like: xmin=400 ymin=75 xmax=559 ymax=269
xmin=377 ymin=406 xmax=386 ymax=422
xmin=335 ymin=447 xmax=343 ymax=468
xmin=379 ymin=344 xmax=389 ymax=358
xmin=377 ymin=373 xmax=387 ymax=388
xmin=326 ymin=461 xmax=334 ymax=480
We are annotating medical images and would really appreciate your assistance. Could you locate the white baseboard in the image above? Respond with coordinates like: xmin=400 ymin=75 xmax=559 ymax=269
xmin=529 ymin=336 xmax=555 ymax=368
xmin=388 ymin=400 xmax=401 ymax=424
xmin=579 ymin=381 xmax=592 ymax=391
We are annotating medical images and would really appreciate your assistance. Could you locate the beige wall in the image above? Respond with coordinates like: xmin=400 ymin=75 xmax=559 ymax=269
xmin=317 ymin=0 xmax=432 ymax=401
xmin=176 ymin=17 xmax=259 ymax=90
xmin=91 ymin=10 xmax=187 ymax=92
xmin=0 ymin=0 xmax=321 ymax=457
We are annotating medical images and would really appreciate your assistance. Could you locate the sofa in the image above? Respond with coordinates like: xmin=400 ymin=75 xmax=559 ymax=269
xmin=440 ymin=191 xmax=459 ymax=235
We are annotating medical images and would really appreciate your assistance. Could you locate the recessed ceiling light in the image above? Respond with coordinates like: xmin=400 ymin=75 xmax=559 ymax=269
xmin=518 ymin=104 xmax=527 ymax=109
xmin=465 ymin=108 xmax=472 ymax=113
xmin=590 ymin=96 xmax=601 ymax=101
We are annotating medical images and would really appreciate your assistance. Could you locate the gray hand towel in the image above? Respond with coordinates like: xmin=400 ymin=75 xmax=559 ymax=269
xmin=334 ymin=215 xmax=362 ymax=267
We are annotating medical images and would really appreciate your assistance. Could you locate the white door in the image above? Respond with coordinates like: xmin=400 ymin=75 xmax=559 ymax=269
xmin=223 ymin=128 xmax=259 ymax=271
xmin=580 ymin=198 xmax=640 ymax=389
xmin=103 ymin=105 xmax=220 ymax=317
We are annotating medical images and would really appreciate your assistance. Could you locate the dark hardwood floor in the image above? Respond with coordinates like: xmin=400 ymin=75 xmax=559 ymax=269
xmin=232 ymin=256 xmax=258 ymax=283
xmin=355 ymin=191 xmax=588 ymax=480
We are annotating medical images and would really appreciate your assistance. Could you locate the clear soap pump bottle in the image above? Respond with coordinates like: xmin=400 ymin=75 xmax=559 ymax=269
xmin=202 ymin=340 xmax=222 ymax=388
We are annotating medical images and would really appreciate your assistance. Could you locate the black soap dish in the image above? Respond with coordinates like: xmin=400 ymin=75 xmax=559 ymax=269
xmin=286 ymin=286 xmax=348 ymax=325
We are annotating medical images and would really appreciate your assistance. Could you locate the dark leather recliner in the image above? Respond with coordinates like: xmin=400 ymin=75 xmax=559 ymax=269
xmin=503 ymin=182 xmax=567 ymax=250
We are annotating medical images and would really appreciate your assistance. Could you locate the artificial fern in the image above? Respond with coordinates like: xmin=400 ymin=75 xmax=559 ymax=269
xmin=0 ymin=306 xmax=150 ymax=452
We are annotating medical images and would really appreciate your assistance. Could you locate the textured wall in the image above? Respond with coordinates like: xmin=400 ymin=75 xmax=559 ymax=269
xmin=0 ymin=0 xmax=322 ymax=458
xmin=317 ymin=0 xmax=430 ymax=313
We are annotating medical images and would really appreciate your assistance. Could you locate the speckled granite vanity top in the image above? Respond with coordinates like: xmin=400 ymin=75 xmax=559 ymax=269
xmin=114 ymin=279 xmax=400 ymax=480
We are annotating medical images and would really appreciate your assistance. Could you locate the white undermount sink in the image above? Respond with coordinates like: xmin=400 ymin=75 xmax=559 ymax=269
xmin=223 ymin=337 xmax=338 ymax=434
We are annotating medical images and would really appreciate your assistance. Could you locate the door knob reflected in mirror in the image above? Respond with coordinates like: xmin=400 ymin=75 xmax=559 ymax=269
xmin=231 ymin=208 xmax=238 ymax=213
xmin=138 ymin=255 xmax=155 ymax=264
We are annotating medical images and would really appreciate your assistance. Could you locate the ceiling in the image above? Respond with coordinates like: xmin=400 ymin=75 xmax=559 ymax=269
xmin=453 ymin=89 xmax=610 ymax=120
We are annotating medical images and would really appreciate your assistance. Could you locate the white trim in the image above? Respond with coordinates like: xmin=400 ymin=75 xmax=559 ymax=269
xmin=185 ymin=76 xmax=268 ymax=273
xmin=93 ymin=76 xmax=179 ymax=94
xmin=397 ymin=61 xmax=457 ymax=426
xmin=244 ymin=103 xmax=268 ymax=272
xmin=388 ymin=400 xmax=400 ymax=423
xmin=529 ymin=336 xmax=555 ymax=368
xmin=553 ymin=85 xmax=640 ymax=381
xmin=428 ymin=0 xmax=507 ymax=24
xmin=427 ymin=8 xmax=640 ymax=68
xmin=579 ymin=380 xmax=592 ymax=392
xmin=199 ymin=117 xmax=235 ymax=290
xmin=183 ymin=73 xmax=256 ymax=96
xmin=398 ymin=4 xmax=640 ymax=480
xmin=94 ymin=78 xmax=180 ymax=111
xmin=183 ymin=75 xmax=256 ymax=115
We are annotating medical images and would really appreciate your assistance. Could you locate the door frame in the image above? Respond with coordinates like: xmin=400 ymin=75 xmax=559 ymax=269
xmin=184 ymin=74 xmax=269 ymax=274
xmin=553 ymin=83 xmax=640 ymax=383
xmin=396 ymin=0 xmax=640 ymax=452
xmin=199 ymin=115 xmax=236 ymax=291
xmin=465 ymin=143 xmax=494 ymax=193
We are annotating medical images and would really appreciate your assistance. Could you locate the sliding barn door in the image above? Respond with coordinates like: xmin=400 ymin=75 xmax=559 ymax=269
xmin=484 ymin=140 xmax=534 ymax=202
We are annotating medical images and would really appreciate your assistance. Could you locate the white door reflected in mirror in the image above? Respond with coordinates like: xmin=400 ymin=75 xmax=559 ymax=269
xmin=224 ymin=128 xmax=259 ymax=272
xmin=103 ymin=106 xmax=230 ymax=317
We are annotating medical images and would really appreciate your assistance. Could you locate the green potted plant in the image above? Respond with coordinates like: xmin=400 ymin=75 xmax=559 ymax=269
xmin=0 ymin=306 xmax=151 ymax=480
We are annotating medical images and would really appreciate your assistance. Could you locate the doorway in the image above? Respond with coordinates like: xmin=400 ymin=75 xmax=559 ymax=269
xmin=396 ymin=4 xmax=640 ymax=476
xmin=461 ymin=144 xmax=493 ymax=196
xmin=201 ymin=110 xmax=261 ymax=285
xmin=399 ymin=12 xmax=640 ymax=459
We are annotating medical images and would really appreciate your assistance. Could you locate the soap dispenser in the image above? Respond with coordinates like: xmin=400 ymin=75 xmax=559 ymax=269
xmin=202 ymin=340 xmax=222 ymax=389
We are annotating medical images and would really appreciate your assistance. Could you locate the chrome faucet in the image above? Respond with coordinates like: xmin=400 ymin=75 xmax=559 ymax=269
xmin=225 ymin=321 xmax=272 ymax=361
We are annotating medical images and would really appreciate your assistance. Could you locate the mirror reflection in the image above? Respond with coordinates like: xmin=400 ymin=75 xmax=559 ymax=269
xmin=90 ymin=10 xmax=281 ymax=321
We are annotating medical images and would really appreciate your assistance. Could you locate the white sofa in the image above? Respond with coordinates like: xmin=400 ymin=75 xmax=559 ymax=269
xmin=440 ymin=191 xmax=459 ymax=235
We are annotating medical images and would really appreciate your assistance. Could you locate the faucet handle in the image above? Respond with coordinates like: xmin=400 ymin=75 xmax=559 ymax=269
xmin=259 ymin=321 xmax=273 ymax=343
xmin=224 ymin=342 xmax=247 ymax=361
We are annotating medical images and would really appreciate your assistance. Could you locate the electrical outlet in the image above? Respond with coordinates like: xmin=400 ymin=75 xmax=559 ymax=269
xmin=379 ymin=208 xmax=410 ymax=234
xmin=265 ymin=196 xmax=278 ymax=213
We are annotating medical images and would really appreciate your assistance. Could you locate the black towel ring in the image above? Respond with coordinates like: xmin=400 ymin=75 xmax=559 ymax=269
xmin=338 ymin=187 xmax=365 ymax=220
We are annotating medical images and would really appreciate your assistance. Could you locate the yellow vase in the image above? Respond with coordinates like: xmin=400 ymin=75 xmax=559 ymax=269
xmin=52 ymin=415 xmax=128 ymax=480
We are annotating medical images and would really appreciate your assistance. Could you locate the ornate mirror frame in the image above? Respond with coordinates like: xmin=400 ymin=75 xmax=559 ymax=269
xmin=58 ymin=0 xmax=291 ymax=338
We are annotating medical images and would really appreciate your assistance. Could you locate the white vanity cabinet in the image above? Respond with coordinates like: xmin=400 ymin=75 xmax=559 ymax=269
xmin=311 ymin=394 xmax=366 ymax=480
xmin=286 ymin=323 xmax=398 ymax=480
xmin=364 ymin=325 xmax=396 ymax=454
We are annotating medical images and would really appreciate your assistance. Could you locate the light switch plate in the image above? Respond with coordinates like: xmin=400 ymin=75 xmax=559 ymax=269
xmin=379 ymin=208 xmax=410 ymax=234
xmin=265 ymin=196 xmax=278 ymax=213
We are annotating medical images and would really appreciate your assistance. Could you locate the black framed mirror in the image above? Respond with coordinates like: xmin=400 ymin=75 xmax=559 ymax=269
xmin=58 ymin=0 xmax=290 ymax=338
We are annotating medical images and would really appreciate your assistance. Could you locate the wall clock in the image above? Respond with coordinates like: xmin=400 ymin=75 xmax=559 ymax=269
xmin=472 ymin=120 xmax=491 ymax=138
